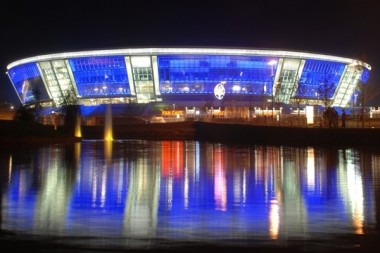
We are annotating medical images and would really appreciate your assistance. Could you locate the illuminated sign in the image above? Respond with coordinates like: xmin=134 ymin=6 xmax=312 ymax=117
xmin=306 ymin=105 xmax=314 ymax=124
xmin=214 ymin=83 xmax=225 ymax=100
xmin=161 ymin=110 xmax=184 ymax=116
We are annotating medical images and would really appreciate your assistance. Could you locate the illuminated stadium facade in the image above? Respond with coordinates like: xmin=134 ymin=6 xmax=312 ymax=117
xmin=6 ymin=48 xmax=371 ymax=120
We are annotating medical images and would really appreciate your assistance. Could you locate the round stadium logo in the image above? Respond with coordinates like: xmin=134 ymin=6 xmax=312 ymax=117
xmin=214 ymin=83 xmax=226 ymax=100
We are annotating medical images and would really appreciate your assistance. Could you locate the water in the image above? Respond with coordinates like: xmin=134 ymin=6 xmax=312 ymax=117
xmin=1 ymin=140 xmax=380 ymax=252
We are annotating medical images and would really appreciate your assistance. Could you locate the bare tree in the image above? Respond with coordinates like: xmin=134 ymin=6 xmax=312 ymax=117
xmin=61 ymin=90 xmax=80 ymax=135
xmin=317 ymin=78 xmax=334 ymax=106
xmin=356 ymin=74 xmax=380 ymax=127
xmin=32 ymin=86 xmax=42 ymax=123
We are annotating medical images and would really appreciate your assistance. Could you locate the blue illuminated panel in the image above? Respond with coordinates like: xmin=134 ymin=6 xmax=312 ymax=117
xmin=361 ymin=69 xmax=370 ymax=83
xmin=7 ymin=63 xmax=47 ymax=103
xmin=69 ymin=56 xmax=130 ymax=97
xmin=158 ymin=55 xmax=277 ymax=95
xmin=298 ymin=60 xmax=345 ymax=98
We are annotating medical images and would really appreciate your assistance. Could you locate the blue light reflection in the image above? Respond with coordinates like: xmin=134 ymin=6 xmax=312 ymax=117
xmin=1 ymin=141 xmax=378 ymax=250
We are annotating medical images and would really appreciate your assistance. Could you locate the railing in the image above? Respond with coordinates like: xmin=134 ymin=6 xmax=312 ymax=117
xmin=198 ymin=115 xmax=380 ymax=128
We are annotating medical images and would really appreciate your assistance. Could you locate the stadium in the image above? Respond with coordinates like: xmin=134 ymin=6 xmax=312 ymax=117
xmin=6 ymin=47 xmax=371 ymax=125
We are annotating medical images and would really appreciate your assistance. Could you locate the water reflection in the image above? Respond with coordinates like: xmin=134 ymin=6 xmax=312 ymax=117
xmin=1 ymin=141 xmax=379 ymax=250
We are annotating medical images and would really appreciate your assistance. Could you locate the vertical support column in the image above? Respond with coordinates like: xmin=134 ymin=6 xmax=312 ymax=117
xmin=65 ymin=60 xmax=80 ymax=97
xmin=272 ymin=58 xmax=283 ymax=97
xmin=332 ymin=65 xmax=362 ymax=107
xmin=151 ymin=56 xmax=161 ymax=96
xmin=125 ymin=56 xmax=136 ymax=95
xmin=6 ymin=71 xmax=23 ymax=104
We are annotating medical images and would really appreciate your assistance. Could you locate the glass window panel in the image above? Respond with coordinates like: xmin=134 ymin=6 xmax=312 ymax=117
xmin=7 ymin=63 xmax=48 ymax=103
xmin=157 ymin=55 xmax=278 ymax=95
xmin=297 ymin=60 xmax=345 ymax=98
xmin=361 ymin=69 xmax=370 ymax=83
xmin=69 ymin=56 xmax=130 ymax=97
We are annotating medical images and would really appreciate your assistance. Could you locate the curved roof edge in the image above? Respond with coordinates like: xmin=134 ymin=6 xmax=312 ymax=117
xmin=7 ymin=47 xmax=371 ymax=71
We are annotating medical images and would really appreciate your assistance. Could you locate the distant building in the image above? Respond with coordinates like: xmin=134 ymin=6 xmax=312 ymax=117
xmin=0 ymin=102 xmax=15 ymax=120
xmin=5 ymin=48 xmax=371 ymax=122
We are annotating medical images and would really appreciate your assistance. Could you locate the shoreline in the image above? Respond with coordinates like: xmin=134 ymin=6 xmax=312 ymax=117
xmin=2 ymin=120 xmax=380 ymax=147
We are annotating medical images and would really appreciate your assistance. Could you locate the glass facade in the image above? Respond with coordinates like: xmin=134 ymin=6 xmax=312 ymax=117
xmin=69 ymin=56 xmax=130 ymax=97
xmin=298 ymin=60 xmax=345 ymax=99
xmin=130 ymin=56 xmax=155 ymax=103
xmin=274 ymin=58 xmax=303 ymax=103
xmin=7 ymin=63 xmax=46 ymax=103
xmin=38 ymin=60 xmax=77 ymax=104
xmin=361 ymin=69 xmax=370 ymax=83
xmin=157 ymin=55 xmax=277 ymax=95
xmin=6 ymin=49 xmax=370 ymax=108
xmin=332 ymin=64 xmax=363 ymax=107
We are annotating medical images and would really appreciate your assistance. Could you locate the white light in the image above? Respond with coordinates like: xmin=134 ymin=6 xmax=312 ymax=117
xmin=267 ymin=60 xmax=277 ymax=66
xmin=214 ymin=83 xmax=226 ymax=100
xmin=7 ymin=48 xmax=371 ymax=71
xmin=306 ymin=106 xmax=314 ymax=124
xmin=131 ymin=56 xmax=151 ymax=67
xmin=232 ymin=85 xmax=241 ymax=92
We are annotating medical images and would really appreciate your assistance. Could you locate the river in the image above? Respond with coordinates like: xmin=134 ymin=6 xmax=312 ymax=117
xmin=1 ymin=140 xmax=379 ymax=252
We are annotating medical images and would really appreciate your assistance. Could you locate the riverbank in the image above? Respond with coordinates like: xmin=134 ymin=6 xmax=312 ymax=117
xmin=81 ymin=121 xmax=196 ymax=140
xmin=81 ymin=121 xmax=380 ymax=147
xmin=194 ymin=121 xmax=380 ymax=147
xmin=0 ymin=120 xmax=81 ymax=148
xmin=2 ymin=120 xmax=380 ymax=147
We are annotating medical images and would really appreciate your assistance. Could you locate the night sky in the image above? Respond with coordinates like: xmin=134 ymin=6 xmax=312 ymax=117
xmin=1 ymin=0 xmax=380 ymax=107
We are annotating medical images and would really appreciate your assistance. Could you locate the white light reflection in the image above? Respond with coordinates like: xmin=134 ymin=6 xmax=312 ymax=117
xmin=233 ymin=170 xmax=240 ymax=204
xmin=167 ymin=177 xmax=173 ymax=210
xmin=184 ymin=165 xmax=189 ymax=209
xmin=123 ymin=157 xmax=160 ymax=238
xmin=34 ymin=149 xmax=70 ymax=234
xmin=100 ymin=168 xmax=106 ymax=208
xmin=214 ymin=145 xmax=227 ymax=211
xmin=243 ymin=170 xmax=247 ymax=204
xmin=307 ymin=147 xmax=315 ymax=191
xmin=8 ymin=155 xmax=12 ymax=183
xmin=347 ymin=163 xmax=364 ymax=234
xmin=269 ymin=199 xmax=280 ymax=239
xmin=195 ymin=141 xmax=200 ymax=182
xmin=92 ymin=172 xmax=97 ymax=207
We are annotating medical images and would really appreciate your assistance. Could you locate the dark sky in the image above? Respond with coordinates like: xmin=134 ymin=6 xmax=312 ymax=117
xmin=1 ymin=0 xmax=380 ymax=106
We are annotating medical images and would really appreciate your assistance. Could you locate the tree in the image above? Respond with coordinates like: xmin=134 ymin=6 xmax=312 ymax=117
xmin=32 ymin=86 xmax=42 ymax=123
xmin=13 ymin=105 xmax=35 ymax=122
xmin=356 ymin=73 xmax=380 ymax=127
xmin=317 ymin=79 xmax=334 ymax=106
xmin=61 ymin=90 xmax=80 ymax=134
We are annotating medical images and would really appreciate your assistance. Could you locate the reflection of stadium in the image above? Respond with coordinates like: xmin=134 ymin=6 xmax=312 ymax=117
xmin=2 ymin=141 xmax=375 ymax=243
xmin=6 ymin=48 xmax=371 ymax=122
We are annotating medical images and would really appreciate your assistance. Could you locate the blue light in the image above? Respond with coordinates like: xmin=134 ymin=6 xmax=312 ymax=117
xmin=7 ymin=63 xmax=46 ymax=103
xmin=297 ymin=60 xmax=345 ymax=98
xmin=361 ymin=69 xmax=370 ymax=83
xmin=158 ymin=55 xmax=277 ymax=95
xmin=69 ymin=56 xmax=131 ymax=97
